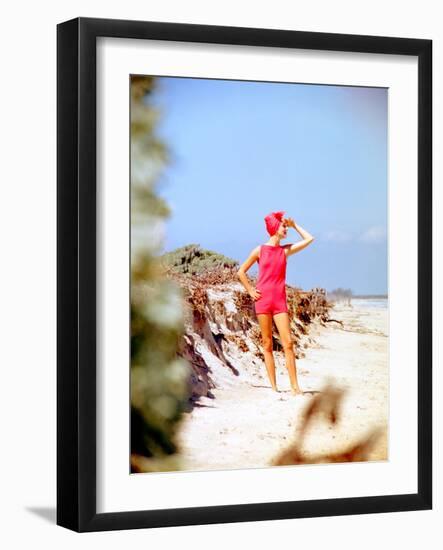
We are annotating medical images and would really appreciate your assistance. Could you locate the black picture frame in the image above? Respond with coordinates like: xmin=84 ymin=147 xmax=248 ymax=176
xmin=57 ymin=16 xmax=432 ymax=532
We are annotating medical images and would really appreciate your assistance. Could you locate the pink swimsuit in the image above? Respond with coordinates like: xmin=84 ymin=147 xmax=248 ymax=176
xmin=254 ymin=244 xmax=289 ymax=315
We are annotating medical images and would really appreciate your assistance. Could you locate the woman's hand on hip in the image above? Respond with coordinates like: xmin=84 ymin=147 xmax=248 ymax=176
xmin=249 ymin=287 xmax=262 ymax=301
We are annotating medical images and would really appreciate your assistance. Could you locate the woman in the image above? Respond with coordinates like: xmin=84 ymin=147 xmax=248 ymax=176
xmin=237 ymin=211 xmax=314 ymax=395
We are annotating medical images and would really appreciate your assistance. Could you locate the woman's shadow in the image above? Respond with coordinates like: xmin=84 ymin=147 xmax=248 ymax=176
xmin=251 ymin=384 xmax=321 ymax=396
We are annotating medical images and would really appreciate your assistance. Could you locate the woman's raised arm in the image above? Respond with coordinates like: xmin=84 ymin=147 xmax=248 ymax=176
xmin=284 ymin=218 xmax=315 ymax=257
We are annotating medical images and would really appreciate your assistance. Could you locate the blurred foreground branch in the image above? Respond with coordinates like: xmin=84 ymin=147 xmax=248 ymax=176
xmin=272 ymin=381 xmax=384 ymax=465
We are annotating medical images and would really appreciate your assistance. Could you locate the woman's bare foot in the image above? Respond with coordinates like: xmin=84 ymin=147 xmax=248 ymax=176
xmin=291 ymin=386 xmax=303 ymax=396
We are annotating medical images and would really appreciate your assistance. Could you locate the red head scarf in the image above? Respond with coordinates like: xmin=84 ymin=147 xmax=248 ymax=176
xmin=264 ymin=211 xmax=285 ymax=236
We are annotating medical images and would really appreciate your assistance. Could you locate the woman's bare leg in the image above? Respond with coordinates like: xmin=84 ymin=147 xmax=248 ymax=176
xmin=273 ymin=312 xmax=302 ymax=395
xmin=257 ymin=313 xmax=278 ymax=391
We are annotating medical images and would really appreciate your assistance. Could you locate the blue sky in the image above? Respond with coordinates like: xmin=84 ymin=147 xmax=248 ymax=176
xmin=148 ymin=76 xmax=387 ymax=295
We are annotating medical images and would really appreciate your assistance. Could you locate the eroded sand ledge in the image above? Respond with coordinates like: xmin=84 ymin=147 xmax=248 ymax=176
xmin=176 ymin=301 xmax=388 ymax=472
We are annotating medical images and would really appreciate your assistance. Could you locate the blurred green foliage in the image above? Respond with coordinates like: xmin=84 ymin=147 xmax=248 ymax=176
xmin=130 ymin=76 xmax=191 ymax=472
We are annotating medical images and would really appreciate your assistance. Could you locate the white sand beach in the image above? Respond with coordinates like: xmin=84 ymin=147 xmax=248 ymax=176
xmin=176 ymin=299 xmax=389 ymax=471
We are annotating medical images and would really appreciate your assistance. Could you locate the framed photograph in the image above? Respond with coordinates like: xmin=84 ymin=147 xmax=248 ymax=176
xmin=57 ymin=17 xmax=432 ymax=532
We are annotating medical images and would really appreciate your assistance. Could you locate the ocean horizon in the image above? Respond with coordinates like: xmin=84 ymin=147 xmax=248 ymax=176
xmin=351 ymin=297 xmax=388 ymax=309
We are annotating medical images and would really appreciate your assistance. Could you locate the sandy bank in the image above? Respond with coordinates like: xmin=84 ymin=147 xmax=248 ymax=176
xmin=176 ymin=300 xmax=389 ymax=471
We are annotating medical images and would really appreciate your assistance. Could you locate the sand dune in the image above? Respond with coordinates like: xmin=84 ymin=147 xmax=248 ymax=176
xmin=176 ymin=300 xmax=388 ymax=471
